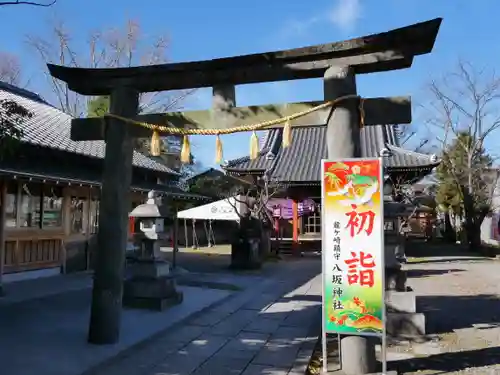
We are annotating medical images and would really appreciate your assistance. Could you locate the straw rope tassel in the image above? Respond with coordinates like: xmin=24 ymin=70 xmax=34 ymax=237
xmin=215 ymin=135 xmax=223 ymax=164
xmin=102 ymin=96 xmax=364 ymax=153
xmin=282 ymin=103 xmax=292 ymax=148
xmin=180 ymin=135 xmax=191 ymax=163
xmin=282 ymin=118 xmax=292 ymax=148
xmin=358 ymin=98 xmax=365 ymax=128
xmin=150 ymin=128 xmax=162 ymax=156
xmin=249 ymin=131 xmax=259 ymax=160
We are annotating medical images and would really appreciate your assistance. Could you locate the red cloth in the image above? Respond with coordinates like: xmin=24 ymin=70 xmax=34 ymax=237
xmin=128 ymin=217 xmax=135 ymax=239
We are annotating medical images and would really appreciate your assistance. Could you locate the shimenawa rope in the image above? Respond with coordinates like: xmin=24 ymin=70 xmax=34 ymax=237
xmin=104 ymin=94 xmax=365 ymax=164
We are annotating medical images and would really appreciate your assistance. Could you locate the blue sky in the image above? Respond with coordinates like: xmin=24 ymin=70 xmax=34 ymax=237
xmin=1 ymin=0 xmax=499 ymax=169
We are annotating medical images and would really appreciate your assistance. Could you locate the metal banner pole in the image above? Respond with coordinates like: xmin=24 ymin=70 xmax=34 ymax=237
xmin=380 ymin=157 xmax=388 ymax=375
xmin=337 ymin=334 xmax=341 ymax=367
xmin=321 ymin=159 xmax=328 ymax=374
xmin=322 ymin=331 xmax=328 ymax=373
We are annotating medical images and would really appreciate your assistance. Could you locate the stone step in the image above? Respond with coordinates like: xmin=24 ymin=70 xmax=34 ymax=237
xmin=387 ymin=312 xmax=426 ymax=337
xmin=386 ymin=291 xmax=416 ymax=313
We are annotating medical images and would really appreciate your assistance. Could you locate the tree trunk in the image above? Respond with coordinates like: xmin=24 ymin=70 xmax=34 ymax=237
xmin=444 ymin=212 xmax=455 ymax=243
xmin=473 ymin=209 xmax=489 ymax=252
xmin=261 ymin=226 xmax=272 ymax=260
xmin=462 ymin=189 xmax=481 ymax=251
xmin=230 ymin=217 xmax=262 ymax=270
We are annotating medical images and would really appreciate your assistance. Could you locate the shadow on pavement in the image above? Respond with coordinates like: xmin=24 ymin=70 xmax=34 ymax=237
xmin=163 ymin=250 xmax=232 ymax=273
xmin=417 ymin=294 xmax=500 ymax=333
xmin=405 ymin=241 xmax=485 ymax=258
xmin=280 ymin=294 xmax=322 ymax=303
xmin=390 ymin=346 xmax=500 ymax=374
xmin=162 ymin=249 xmax=313 ymax=276
xmin=406 ymin=268 xmax=464 ymax=278
xmin=408 ymin=257 xmax=489 ymax=265
xmin=1 ymin=258 xmax=323 ymax=375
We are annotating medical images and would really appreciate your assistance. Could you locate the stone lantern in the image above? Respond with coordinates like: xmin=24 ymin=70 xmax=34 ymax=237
xmin=383 ymin=184 xmax=426 ymax=337
xmin=384 ymin=200 xmax=410 ymax=290
xmin=123 ymin=191 xmax=183 ymax=310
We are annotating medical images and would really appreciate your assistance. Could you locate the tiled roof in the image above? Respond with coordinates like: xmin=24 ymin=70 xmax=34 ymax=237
xmin=184 ymin=167 xmax=225 ymax=182
xmin=0 ymin=166 xmax=206 ymax=201
xmin=223 ymin=125 xmax=439 ymax=183
xmin=0 ymin=82 xmax=178 ymax=175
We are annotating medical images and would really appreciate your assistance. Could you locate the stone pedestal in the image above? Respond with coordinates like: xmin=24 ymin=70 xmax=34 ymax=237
xmin=386 ymin=288 xmax=426 ymax=337
xmin=385 ymin=265 xmax=408 ymax=292
xmin=230 ymin=218 xmax=263 ymax=270
xmin=385 ymin=233 xmax=409 ymax=292
xmin=340 ymin=336 xmax=377 ymax=375
xmin=387 ymin=311 xmax=426 ymax=337
xmin=395 ymin=242 xmax=407 ymax=263
xmin=385 ymin=234 xmax=403 ymax=268
xmin=386 ymin=290 xmax=416 ymax=313
xmin=123 ymin=260 xmax=183 ymax=311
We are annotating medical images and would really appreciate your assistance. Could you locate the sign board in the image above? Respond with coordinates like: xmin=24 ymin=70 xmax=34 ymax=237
xmin=271 ymin=205 xmax=282 ymax=218
xmin=321 ymin=158 xmax=385 ymax=337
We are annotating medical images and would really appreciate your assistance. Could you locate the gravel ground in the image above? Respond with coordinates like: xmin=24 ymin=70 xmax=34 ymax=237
xmin=387 ymin=255 xmax=500 ymax=375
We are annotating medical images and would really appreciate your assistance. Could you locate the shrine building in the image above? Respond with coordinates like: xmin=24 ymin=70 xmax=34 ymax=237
xmin=0 ymin=82 xmax=205 ymax=282
xmin=222 ymin=125 xmax=440 ymax=252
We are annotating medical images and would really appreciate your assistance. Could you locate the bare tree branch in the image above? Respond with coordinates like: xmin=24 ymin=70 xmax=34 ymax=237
xmin=0 ymin=52 xmax=22 ymax=85
xmin=422 ymin=61 xmax=500 ymax=192
xmin=427 ymin=62 xmax=500 ymax=146
xmin=0 ymin=0 xmax=56 ymax=6
xmin=420 ymin=60 xmax=500 ymax=247
xmin=386 ymin=174 xmax=431 ymax=235
xmin=25 ymin=18 xmax=196 ymax=117
xmin=205 ymin=173 xmax=286 ymax=223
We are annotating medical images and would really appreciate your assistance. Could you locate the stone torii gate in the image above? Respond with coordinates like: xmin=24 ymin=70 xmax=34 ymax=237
xmin=48 ymin=17 xmax=441 ymax=374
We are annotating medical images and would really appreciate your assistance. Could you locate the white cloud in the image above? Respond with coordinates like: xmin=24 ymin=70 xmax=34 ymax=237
xmin=279 ymin=16 xmax=321 ymax=39
xmin=328 ymin=0 xmax=362 ymax=32
xmin=277 ymin=0 xmax=362 ymax=40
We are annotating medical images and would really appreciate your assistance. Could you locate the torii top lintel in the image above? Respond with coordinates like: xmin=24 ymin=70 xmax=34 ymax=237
xmin=47 ymin=18 xmax=442 ymax=96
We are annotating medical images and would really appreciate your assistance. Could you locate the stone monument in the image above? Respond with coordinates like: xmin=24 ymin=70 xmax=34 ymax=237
xmin=123 ymin=191 xmax=183 ymax=311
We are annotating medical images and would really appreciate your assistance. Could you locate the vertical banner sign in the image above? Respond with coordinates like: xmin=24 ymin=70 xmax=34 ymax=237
xmin=322 ymin=158 xmax=384 ymax=336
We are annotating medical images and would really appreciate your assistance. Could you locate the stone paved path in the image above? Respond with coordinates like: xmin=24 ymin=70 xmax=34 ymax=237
xmin=86 ymin=258 xmax=322 ymax=375
xmin=387 ymin=254 xmax=500 ymax=375
xmin=0 ymin=284 xmax=231 ymax=375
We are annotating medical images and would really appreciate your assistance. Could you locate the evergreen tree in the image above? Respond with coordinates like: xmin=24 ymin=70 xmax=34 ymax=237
xmin=0 ymin=99 xmax=32 ymax=157
xmin=87 ymin=96 xmax=109 ymax=118
xmin=435 ymin=131 xmax=494 ymax=245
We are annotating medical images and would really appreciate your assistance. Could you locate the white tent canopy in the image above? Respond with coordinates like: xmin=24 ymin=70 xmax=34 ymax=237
xmin=177 ymin=195 xmax=248 ymax=221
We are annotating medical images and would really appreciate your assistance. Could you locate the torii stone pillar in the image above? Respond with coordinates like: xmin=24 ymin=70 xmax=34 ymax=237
xmin=324 ymin=65 xmax=377 ymax=375
xmin=325 ymin=66 xmax=361 ymax=159
xmin=212 ymin=84 xmax=236 ymax=134
xmin=213 ymin=85 xmax=236 ymax=112
xmin=88 ymin=87 xmax=139 ymax=344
